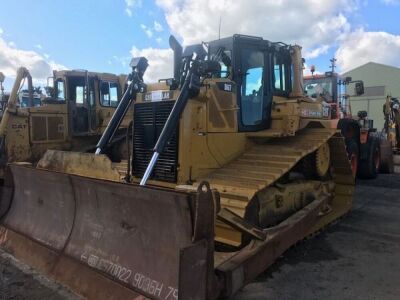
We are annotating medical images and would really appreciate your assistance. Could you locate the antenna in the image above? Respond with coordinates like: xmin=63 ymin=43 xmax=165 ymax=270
xmin=330 ymin=58 xmax=337 ymax=73
xmin=218 ymin=16 xmax=222 ymax=40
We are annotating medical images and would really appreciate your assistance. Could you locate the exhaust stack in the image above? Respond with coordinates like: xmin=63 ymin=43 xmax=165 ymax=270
xmin=169 ymin=35 xmax=182 ymax=83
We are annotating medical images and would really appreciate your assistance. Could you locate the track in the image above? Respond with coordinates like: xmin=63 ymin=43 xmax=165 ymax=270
xmin=190 ymin=128 xmax=354 ymax=246
xmin=233 ymin=174 xmax=400 ymax=300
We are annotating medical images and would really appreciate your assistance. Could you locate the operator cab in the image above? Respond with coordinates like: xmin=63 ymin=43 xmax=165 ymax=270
xmin=304 ymin=71 xmax=364 ymax=118
xmin=304 ymin=74 xmax=338 ymax=103
xmin=207 ymin=35 xmax=295 ymax=132
xmin=53 ymin=71 xmax=124 ymax=136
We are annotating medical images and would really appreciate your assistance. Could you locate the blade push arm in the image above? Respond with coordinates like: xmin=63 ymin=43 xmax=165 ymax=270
xmin=95 ymin=57 xmax=148 ymax=155
xmin=140 ymin=57 xmax=201 ymax=186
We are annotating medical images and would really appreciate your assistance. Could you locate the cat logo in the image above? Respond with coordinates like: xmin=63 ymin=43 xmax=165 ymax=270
xmin=11 ymin=124 xmax=26 ymax=129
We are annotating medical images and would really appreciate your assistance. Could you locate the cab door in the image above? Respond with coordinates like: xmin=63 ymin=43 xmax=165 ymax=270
xmin=234 ymin=42 xmax=273 ymax=132
xmin=67 ymin=75 xmax=94 ymax=135
xmin=98 ymin=80 xmax=120 ymax=130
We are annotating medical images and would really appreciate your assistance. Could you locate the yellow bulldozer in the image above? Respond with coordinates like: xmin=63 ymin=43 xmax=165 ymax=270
xmin=0 ymin=35 xmax=354 ymax=299
xmin=0 ymin=67 xmax=133 ymax=179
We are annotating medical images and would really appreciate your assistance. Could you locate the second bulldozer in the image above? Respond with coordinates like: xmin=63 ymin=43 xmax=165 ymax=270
xmin=0 ymin=35 xmax=354 ymax=299
xmin=0 ymin=67 xmax=133 ymax=178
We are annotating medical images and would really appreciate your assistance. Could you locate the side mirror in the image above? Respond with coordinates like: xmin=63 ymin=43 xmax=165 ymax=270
xmin=0 ymin=72 xmax=5 ymax=83
xmin=345 ymin=76 xmax=352 ymax=83
xmin=357 ymin=110 xmax=368 ymax=119
xmin=355 ymin=81 xmax=364 ymax=96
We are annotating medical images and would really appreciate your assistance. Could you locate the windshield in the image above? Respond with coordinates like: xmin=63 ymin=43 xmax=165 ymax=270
xmin=19 ymin=92 xmax=41 ymax=107
xmin=304 ymin=77 xmax=333 ymax=102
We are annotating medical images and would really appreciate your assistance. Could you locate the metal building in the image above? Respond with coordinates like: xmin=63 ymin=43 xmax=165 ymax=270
xmin=343 ymin=62 xmax=400 ymax=131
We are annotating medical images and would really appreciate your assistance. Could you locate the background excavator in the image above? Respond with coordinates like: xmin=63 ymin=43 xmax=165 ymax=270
xmin=304 ymin=64 xmax=394 ymax=177
xmin=0 ymin=35 xmax=355 ymax=299
xmin=0 ymin=67 xmax=133 ymax=179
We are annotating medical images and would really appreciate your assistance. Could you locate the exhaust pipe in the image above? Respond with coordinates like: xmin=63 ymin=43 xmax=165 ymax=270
xmin=169 ymin=35 xmax=182 ymax=83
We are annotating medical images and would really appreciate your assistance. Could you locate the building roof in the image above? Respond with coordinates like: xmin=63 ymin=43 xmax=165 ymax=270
xmin=343 ymin=61 xmax=400 ymax=76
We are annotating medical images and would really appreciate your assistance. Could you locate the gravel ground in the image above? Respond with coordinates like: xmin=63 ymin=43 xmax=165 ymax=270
xmin=1 ymin=174 xmax=399 ymax=299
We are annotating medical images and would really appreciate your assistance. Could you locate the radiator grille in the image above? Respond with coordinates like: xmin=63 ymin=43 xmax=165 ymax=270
xmin=132 ymin=101 xmax=178 ymax=182
xmin=31 ymin=115 xmax=64 ymax=142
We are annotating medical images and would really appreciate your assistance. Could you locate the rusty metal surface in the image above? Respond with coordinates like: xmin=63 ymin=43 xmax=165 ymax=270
xmin=178 ymin=241 xmax=208 ymax=300
xmin=0 ymin=227 xmax=145 ymax=300
xmin=2 ymin=165 xmax=75 ymax=250
xmin=1 ymin=164 xmax=216 ymax=300
xmin=65 ymin=176 xmax=194 ymax=299
xmin=0 ymin=168 xmax=13 ymax=219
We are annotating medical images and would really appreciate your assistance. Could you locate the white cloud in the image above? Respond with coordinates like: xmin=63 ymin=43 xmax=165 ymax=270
xmin=303 ymin=45 xmax=330 ymax=59
xmin=156 ymin=37 xmax=163 ymax=44
xmin=140 ymin=24 xmax=153 ymax=38
xmin=35 ymin=44 xmax=42 ymax=50
xmin=155 ymin=0 xmax=357 ymax=56
xmin=0 ymin=28 xmax=3 ymax=35
xmin=0 ymin=35 xmax=66 ymax=84
xmin=130 ymin=47 xmax=173 ymax=82
xmin=129 ymin=0 xmax=360 ymax=85
xmin=154 ymin=21 xmax=163 ymax=32
xmin=335 ymin=29 xmax=400 ymax=72
xmin=125 ymin=0 xmax=142 ymax=17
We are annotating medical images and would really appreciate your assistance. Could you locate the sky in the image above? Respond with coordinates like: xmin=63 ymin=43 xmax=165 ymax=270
xmin=0 ymin=0 xmax=400 ymax=89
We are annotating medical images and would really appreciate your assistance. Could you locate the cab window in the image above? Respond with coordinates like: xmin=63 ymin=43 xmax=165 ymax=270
xmin=76 ymin=86 xmax=85 ymax=104
xmin=273 ymin=54 xmax=291 ymax=96
xmin=240 ymin=49 xmax=265 ymax=126
xmin=67 ymin=76 xmax=86 ymax=104
xmin=56 ymin=80 xmax=65 ymax=100
xmin=100 ymin=81 xmax=119 ymax=107
xmin=274 ymin=63 xmax=286 ymax=90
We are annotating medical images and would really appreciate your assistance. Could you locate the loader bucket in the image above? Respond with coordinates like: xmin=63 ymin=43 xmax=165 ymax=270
xmin=0 ymin=164 xmax=217 ymax=300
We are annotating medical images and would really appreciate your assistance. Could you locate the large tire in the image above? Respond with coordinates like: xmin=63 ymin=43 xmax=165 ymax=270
xmin=346 ymin=139 xmax=359 ymax=178
xmin=358 ymin=136 xmax=380 ymax=179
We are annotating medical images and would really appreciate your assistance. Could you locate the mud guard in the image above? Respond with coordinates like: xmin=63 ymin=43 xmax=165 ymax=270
xmin=0 ymin=164 xmax=216 ymax=300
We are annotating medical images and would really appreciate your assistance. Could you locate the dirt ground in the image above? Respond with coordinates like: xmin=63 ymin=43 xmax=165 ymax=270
xmin=0 ymin=174 xmax=399 ymax=299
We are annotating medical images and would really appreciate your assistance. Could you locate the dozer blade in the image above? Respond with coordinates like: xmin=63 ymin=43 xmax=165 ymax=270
xmin=0 ymin=164 xmax=217 ymax=300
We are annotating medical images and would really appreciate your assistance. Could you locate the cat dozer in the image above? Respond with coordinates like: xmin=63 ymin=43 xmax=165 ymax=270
xmin=0 ymin=67 xmax=134 ymax=179
xmin=0 ymin=35 xmax=354 ymax=299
